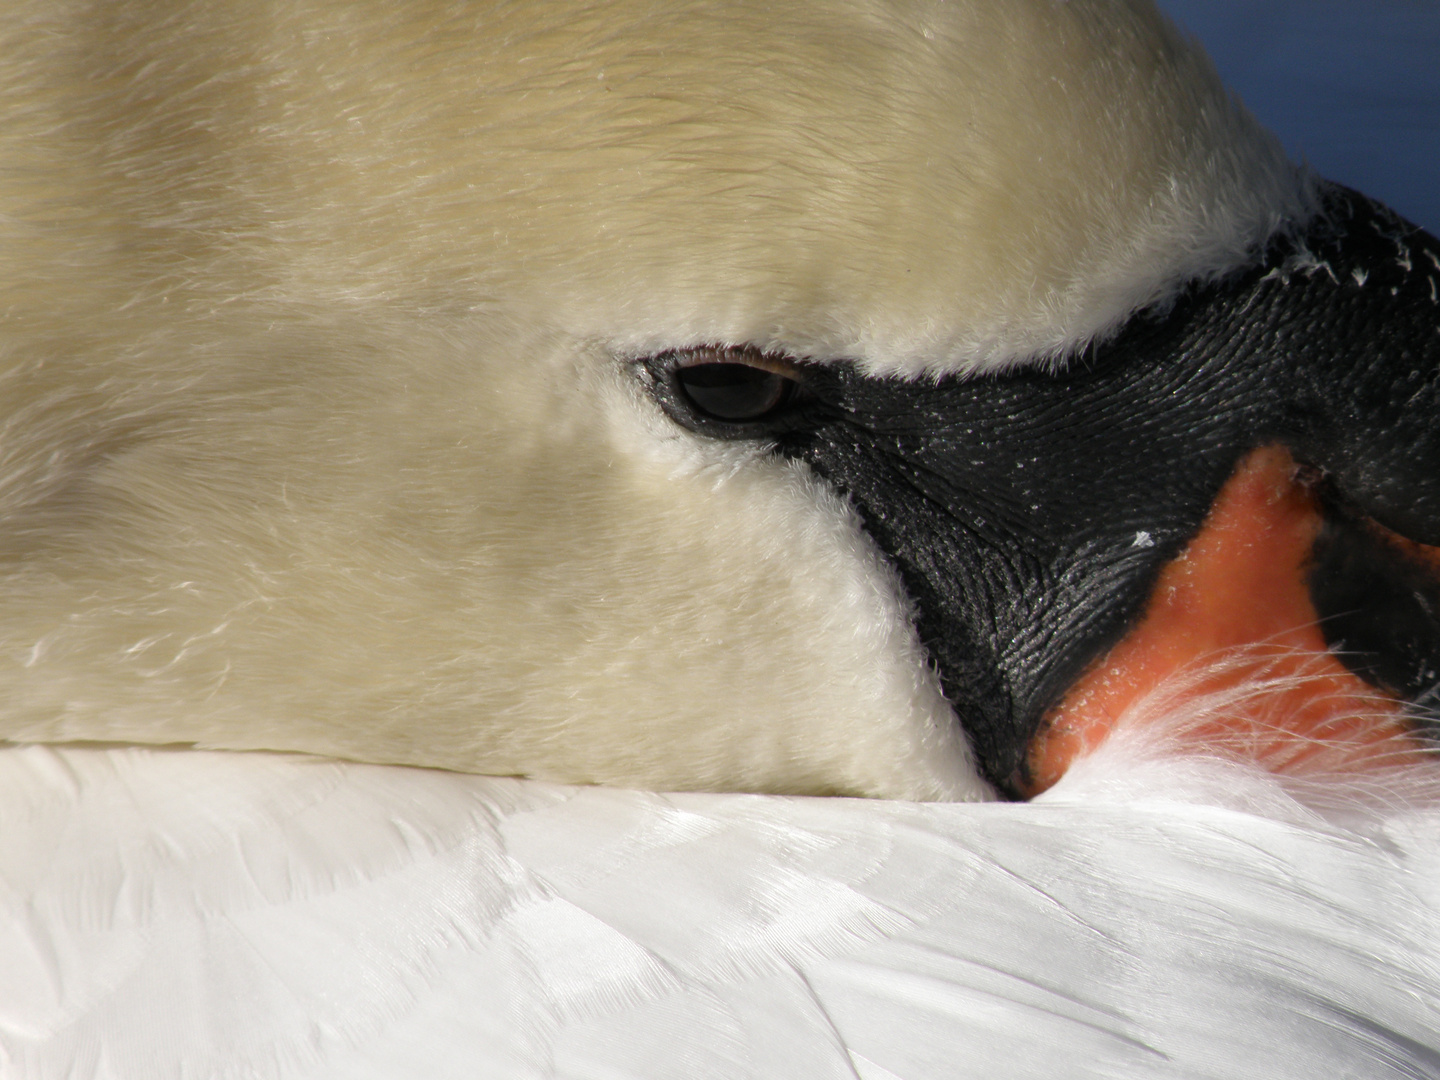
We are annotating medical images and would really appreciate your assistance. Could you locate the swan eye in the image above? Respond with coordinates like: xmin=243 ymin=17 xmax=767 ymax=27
xmin=667 ymin=347 xmax=804 ymax=424
xmin=676 ymin=363 xmax=793 ymax=421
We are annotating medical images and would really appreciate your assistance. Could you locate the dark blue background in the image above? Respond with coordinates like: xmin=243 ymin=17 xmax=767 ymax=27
xmin=1158 ymin=1 xmax=1440 ymax=232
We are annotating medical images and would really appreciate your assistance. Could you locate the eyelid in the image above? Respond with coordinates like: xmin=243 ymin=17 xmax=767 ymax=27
xmin=670 ymin=345 xmax=806 ymax=381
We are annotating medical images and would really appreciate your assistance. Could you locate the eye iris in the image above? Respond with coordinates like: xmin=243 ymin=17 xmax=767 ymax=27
xmin=676 ymin=363 xmax=792 ymax=421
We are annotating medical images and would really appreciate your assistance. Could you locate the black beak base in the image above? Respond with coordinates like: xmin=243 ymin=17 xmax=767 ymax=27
xmin=651 ymin=185 xmax=1440 ymax=797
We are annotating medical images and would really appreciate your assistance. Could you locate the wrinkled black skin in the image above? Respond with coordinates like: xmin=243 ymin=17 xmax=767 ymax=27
xmin=645 ymin=187 xmax=1440 ymax=797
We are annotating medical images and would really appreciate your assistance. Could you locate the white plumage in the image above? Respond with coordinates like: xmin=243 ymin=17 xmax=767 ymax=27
xmin=2 ymin=1 xmax=1440 ymax=1076
xmin=6 ymin=741 xmax=1440 ymax=1078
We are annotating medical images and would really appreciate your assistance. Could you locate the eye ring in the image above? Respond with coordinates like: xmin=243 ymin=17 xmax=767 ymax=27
xmin=660 ymin=345 xmax=807 ymax=425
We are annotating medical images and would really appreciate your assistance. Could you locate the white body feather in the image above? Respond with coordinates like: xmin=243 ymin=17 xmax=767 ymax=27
xmin=5 ymin=742 xmax=1440 ymax=1078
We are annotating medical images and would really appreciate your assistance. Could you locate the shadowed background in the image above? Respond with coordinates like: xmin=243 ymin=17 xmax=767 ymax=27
xmin=1159 ymin=0 xmax=1440 ymax=232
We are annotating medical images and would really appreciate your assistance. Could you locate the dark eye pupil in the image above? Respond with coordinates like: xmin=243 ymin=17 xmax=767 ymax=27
xmin=675 ymin=363 xmax=793 ymax=421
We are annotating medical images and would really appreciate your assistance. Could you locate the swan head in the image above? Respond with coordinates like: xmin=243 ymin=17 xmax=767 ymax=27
xmin=0 ymin=0 xmax=1435 ymax=799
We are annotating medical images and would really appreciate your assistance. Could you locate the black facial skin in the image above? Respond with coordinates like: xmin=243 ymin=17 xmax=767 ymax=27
xmin=644 ymin=186 xmax=1440 ymax=797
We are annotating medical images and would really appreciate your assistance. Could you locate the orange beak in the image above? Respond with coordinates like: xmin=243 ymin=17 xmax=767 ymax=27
xmin=1021 ymin=445 xmax=1435 ymax=796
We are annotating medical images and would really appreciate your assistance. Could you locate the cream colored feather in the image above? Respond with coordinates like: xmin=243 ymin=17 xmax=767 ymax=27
xmin=0 ymin=0 xmax=1309 ymax=799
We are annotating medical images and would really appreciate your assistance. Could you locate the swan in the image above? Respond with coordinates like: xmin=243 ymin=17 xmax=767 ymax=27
xmin=2 ymin=2 xmax=1438 ymax=1075
xmin=1 ymin=0 xmax=1434 ymax=801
